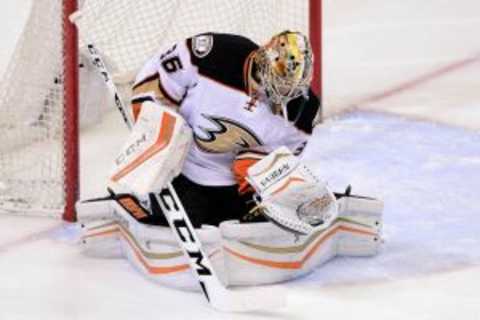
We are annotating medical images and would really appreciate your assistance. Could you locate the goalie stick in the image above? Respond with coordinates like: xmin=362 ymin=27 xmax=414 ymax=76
xmin=82 ymin=40 xmax=285 ymax=312
xmin=85 ymin=43 xmax=134 ymax=130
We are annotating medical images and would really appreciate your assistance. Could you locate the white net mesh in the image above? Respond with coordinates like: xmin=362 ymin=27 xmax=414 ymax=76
xmin=75 ymin=0 xmax=309 ymax=83
xmin=0 ymin=0 xmax=65 ymax=215
xmin=0 ymin=0 xmax=310 ymax=217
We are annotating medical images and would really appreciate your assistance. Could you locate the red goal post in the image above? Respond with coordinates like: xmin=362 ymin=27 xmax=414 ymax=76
xmin=64 ymin=0 xmax=80 ymax=222
xmin=0 ymin=0 xmax=322 ymax=222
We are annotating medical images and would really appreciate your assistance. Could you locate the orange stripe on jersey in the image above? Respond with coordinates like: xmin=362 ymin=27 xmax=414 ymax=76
xmin=111 ymin=112 xmax=177 ymax=182
xmin=233 ymin=157 xmax=262 ymax=194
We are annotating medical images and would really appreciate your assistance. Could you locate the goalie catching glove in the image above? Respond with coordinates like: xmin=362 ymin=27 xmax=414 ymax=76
xmin=246 ymin=147 xmax=338 ymax=235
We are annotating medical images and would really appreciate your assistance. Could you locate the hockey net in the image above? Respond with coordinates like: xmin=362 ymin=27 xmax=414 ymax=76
xmin=0 ymin=0 xmax=319 ymax=221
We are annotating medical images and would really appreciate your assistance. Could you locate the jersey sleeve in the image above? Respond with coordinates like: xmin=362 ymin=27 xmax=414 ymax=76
xmin=130 ymin=41 xmax=199 ymax=120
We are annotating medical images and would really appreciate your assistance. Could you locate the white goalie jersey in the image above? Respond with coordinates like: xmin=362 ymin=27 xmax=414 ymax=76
xmin=130 ymin=33 xmax=320 ymax=186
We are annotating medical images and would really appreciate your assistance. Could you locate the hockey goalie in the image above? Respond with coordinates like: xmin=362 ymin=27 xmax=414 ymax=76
xmin=78 ymin=31 xmax=383 ymax=291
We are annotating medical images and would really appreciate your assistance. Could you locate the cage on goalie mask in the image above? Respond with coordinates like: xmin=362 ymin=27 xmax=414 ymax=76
xmin=253 ymin=31 xmax=313 ymax=119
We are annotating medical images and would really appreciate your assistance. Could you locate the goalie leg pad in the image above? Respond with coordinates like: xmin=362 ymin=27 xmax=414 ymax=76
xmin=220 ymin=194 xmax=383 ymax=286
xmin=118 ymin=221 xmax=224 ymax=291
xmin=78 ymin=189 xmax=383 ymax=288
xmin=79 ymin=190 xmax=225 ymax=291
xmin=80 ymin=219 xmax=123 ymax=258
xmin=336 ymin=194 xmax=384 ymax=256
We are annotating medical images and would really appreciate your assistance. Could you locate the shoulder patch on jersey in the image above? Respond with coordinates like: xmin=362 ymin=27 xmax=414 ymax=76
xmin=187 ymin=33 xmax=259 ymax=92
xmin=192 ymin=34 xmax=214 ymax=58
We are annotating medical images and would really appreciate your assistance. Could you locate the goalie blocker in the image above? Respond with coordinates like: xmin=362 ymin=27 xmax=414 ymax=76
xmin=108 ymin=101 xmax=192 ymax=196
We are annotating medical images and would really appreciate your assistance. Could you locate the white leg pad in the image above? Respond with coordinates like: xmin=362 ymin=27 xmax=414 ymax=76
xmin=79 ymin=195 xmax=383 ymax=288
xmin=79 ymin=199 xmax=224 ymax=291
xmin=336 ymin=195 xmax=383 ymax=256
xmin=219 ymin=195 xmax=383 ymax=285
xmin=80 ymin=219 xmax=123 ymax=258
xmin=118 ymin=222 xmax=224 ymax=291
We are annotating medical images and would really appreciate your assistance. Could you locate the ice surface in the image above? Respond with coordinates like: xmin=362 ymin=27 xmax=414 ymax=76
xmin=1 ymin=0 xmax=480 ymax=318
xmin=303 ymin=112 xmax=480 ymax=285
xmin=1 ymin=111 xmax=479 ymax=319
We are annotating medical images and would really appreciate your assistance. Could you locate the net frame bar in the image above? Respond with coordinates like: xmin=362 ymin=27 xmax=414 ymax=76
xmin=309 ymin=0 xmax=322 ymax=99
xmin=63 ymin=0 xmax=79 ymax=222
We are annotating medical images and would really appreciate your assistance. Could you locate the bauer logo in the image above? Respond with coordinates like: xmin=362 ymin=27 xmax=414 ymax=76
xmin=192 ymin=35 xmax=213 ymax=58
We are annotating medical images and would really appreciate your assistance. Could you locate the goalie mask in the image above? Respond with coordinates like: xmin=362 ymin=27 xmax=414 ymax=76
xmin=251 ymin=31 xmax=313 ymax=121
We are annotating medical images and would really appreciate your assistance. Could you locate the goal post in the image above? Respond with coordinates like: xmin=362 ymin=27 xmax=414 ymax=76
xmin=310 ymin=0 xmax=323 ymax=99
xmin=63 ymin=0 xmax=79 ymax=222
xmin=0 ymin=0 xmax=322 ymax=221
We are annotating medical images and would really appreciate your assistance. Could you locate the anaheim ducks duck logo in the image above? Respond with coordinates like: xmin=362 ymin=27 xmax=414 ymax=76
xmin=194 ymin=115 xmax=263 ymax=153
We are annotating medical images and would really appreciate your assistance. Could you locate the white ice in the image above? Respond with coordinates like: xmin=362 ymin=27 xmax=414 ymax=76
xmin=2 ymin=110 xmax=479 ymax=320
xmin=1 ymin=0 xmax=480 ymax=319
